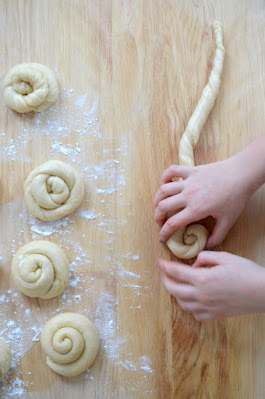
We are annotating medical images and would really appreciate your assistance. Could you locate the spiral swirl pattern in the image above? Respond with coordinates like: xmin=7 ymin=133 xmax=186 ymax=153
xmin=24 ymin=160 xmax=85 ymax=221
xmin=11 ymin=240 xmax=69 ymax=299
xmin=3 ymin=63 xmax=58 ymax=113
xmin=167 ymin=225 xmax=209 ymax=260
xmin=0 ymin=339 xmax=11 ymax=381
xmin=167 ymin=22 xmax=225 ymax=259
xmin=41 ymin=313 xmax=99 ymax=377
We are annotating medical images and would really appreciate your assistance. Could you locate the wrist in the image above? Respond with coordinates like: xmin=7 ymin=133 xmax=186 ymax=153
xmin=229 ymin=142 xmax=265 ymax=197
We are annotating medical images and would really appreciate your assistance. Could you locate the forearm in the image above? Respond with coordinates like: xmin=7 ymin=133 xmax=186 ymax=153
xmin=231 ymin=134 xmax=265 ymax=196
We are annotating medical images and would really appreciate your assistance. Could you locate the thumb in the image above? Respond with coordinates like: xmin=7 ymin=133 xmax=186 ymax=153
xmin=206 ymin=219 xmax=230 ymax=249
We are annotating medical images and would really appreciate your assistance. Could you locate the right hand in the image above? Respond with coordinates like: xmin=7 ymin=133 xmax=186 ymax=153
xmin=154 ymin=156 xmax=253 ymax=248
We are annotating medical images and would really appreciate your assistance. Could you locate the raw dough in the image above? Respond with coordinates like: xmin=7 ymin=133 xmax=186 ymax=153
xmin=11 ymin=240 xmax=69 ymax=299
xmin=0 ymin=339 xmax=11 ymax=381
xmin=3 ymin=63 xmax=58 ymax=113
xmin=167 ymin=21 xmax=225 ymax=259
xmin=41 ymin=313 xmax=99 ymax=377
xmin=24 ymin=160 xmax=85 ymax=221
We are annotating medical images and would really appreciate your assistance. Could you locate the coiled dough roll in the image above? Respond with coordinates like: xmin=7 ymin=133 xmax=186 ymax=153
xmin=0 ymin=339 xmax=11 ymax=381
xmin=167 ymin=225 xmax=209 ymax=260
xmin=11 ymin=240 xmax=69 ymax=299
xmin=24 ymin=160 xmax=85 ymax=221
xmin=41 ymin=313 xmax=99 ymax=377
xmin=3 ymin=63 xmax=58 ymax=113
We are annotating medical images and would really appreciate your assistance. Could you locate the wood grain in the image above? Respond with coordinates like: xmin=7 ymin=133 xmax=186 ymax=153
xmin=1 ymin=0 xmax=265 ymax=398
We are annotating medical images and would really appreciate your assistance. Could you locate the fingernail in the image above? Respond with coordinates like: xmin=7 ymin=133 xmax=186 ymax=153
xmin=159 ymin=237 xmax=164 ymax=243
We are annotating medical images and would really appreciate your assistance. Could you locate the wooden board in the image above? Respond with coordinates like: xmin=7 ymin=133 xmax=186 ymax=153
xmin=1 ymin=0 xmax=265 ymax=398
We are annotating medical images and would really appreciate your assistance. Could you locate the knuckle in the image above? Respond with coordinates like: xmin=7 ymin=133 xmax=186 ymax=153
xmin=158 ymin=200 xmax=167 ymax=212
xmin=195 ymin=273 xmax=208 ymax=287
xmin=189 ymin=202 xmax=203 ymax=216
xmin=167 ymin=165 xmax=180 ymax=177
xmin=196 ymin=252 xmax=205 ymax=263
xmin=169 ymin=164 xmax=178 ymax=173
xmin=159 ymin=184 xmax=168 ymax=195
xmin=166 ymin=218 xmax=176 ymax=230
xmin=154 ymin=214 xmax=160 ymax=223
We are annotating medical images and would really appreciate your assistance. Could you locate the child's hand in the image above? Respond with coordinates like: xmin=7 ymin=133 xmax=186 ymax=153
xmin=158 ymin=252 xmax=265 ymax=320
xmin=154 ymin=157 xmax=253 ymax=248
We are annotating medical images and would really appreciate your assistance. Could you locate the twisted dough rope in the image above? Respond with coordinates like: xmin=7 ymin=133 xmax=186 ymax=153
xmin=24 ymin=160 xmax=85 ymax=221
xmin=0 ymin=339 xmax=11 ymax=381
xmin=167 ymin=21 xmax=225 ymax=259
xmin=41 ymin=313 xmax=99 ymax=377
xmin=11 ymin=241 xmax=69 ymax=299
xmin=3 ymin=63 xmax=58 ymax=113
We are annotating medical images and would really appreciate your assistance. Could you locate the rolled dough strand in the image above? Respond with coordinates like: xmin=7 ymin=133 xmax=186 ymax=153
xmin=167 ymin=21 xmax=225 ymax=260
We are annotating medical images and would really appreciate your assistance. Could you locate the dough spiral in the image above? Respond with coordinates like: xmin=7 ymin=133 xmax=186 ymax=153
xmin=11 ymin=240 xmax=69 ymax=299
xmin=24 ymin=160 xmax=85 ymax=221
xmin=3 ymin=63 xmax=58 ymax=113
xmin=167 ymin=21 xmax=225 ymax=259
xmin=0 ymin=339 xmax=11 ymax=381
xmin=41 ymin=313 xmax=99 ymax=377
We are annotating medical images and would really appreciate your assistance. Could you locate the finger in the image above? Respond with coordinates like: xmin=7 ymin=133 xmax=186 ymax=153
xmin=192 ymin=250 xmax=224 ymax=268
xmin=161 ymin=274 xmax=196 ymax=299
xmin=176 ymin=299 xmax=204 ymax=313
xmin=205 ymin=219 xmax=230 ymax=249
xmin=193 ymin=312 xmax=212 ymax=321
xmin=154 ymin=195 xmax=186 ymax=227
xmin=154 ymin=182 xmax=183 ymax=206
xmin=159 ymin=209 xmax=193 ymax=243
xmin=162 ymin=165 xmax=191 ymax=183
xmin=158 ymin=259 xmax=195 ymax=284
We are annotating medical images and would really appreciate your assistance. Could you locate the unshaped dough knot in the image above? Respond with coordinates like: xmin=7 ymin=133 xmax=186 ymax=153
xmin=24 ymin=160 xmax=85 ymax=221
xmin=3 ymin=63 xmax=58 ymax=113
xmin=0 ymin=339 xmax=11 ymax=381
xmin=11 ymin=240 xmax=69 ymax=299
xmin=167 ymin=224 xmax=208 ymax=260
xmin=41 ymin=313 xmax=99 ymax=377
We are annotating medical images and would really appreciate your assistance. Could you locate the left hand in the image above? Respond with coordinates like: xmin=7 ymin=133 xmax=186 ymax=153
xmin=158 ymin=251 xmax=265 ymax=320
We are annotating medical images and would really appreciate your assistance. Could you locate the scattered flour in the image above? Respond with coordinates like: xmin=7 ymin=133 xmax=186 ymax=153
xmin=0 ymin=86 xmax=153 ymax=398
xmin=78 ymin=210 xmax=99 ymax=220
xmin=75 ymin=93 xmax=88 ymax=108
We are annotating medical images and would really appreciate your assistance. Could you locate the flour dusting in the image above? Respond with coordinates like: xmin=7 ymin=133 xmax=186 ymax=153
xmin=0 ymin=85 xmax=153 ymax=398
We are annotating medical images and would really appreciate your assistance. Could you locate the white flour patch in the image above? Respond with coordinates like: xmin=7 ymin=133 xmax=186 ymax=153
xmin=94 ymin=292 xmax=126 ymax=362
xmin=51 ymin=142 xmax=73 ymax=155
xmin=121 ymin=253 xmax=140 ymax=260
xmin=117 ymin=355 xmax=153 ymax=374
xmin=118 ymin=264 xmax=141 ymax=280
xmin=29 ymin=217 xmax=74 ymax=237
xmin=79 ymin=210 xmax=99 ymax=220
xmin=96 ymin=188 xmax=118 ymax=194
xmin=31 ymin=327 xmax=42 ymax=342
xmin=75 ymin=93 xmax=88 ymax=108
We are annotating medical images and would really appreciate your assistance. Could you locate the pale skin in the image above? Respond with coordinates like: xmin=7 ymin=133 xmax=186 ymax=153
xmin=154 ymin=135 xmax=265 ymax=320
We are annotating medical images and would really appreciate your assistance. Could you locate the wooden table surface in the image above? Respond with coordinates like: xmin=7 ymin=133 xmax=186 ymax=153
xmin=1 ymin=0 xmax=265 ymax=398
